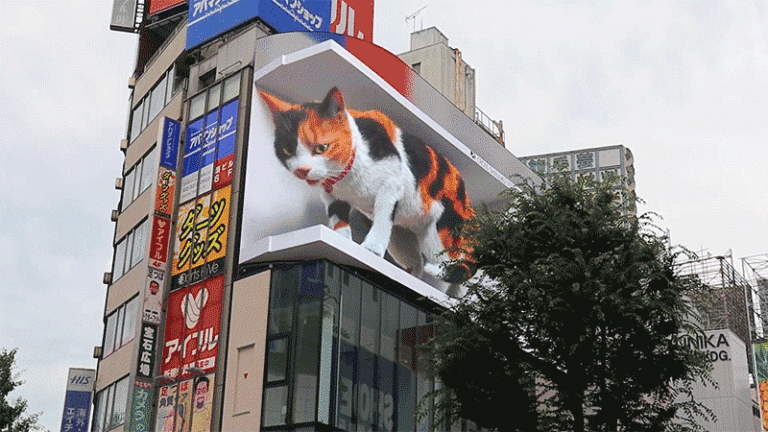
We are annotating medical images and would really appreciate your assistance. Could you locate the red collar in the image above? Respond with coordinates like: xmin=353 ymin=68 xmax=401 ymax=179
xmin=319 ymin=148 xmax=356 ymax=194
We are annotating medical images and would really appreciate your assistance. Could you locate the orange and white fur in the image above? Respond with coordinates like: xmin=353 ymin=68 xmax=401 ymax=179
xmin=260 ymin=87 xmax=474 ymax=286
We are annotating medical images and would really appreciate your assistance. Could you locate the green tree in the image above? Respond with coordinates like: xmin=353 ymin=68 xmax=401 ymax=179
xmin=1 ymin=349 xmax=47 ymax=432
xmin=428 ymin=176 xmax=714 ymax=432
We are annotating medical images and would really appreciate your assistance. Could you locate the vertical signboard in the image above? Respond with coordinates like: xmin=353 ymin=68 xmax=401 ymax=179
xmin=181 ymin=117 xmax=204 ymax=203
xmin=137 ymin=323 xmax=158 ymax=378
xmin=198 ymin=110 xmax=219 ymax=196
xmin=213 ymin=99 xmax=238 ymax=189
xmin=161 ymin=276 xmax=224 ymax=380
xmin=110 ymin=0 xmax=138 ymax=32
xmin=126 ymin=380 xmax=153 ymax=432
xmin=59 ymin=368 xmax=95 ymax=432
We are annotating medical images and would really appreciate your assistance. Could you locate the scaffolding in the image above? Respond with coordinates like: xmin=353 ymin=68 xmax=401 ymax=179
xmin=677 ymin=254 xmax=752 ymax=347
xmin=743 ymin=254 xmax=768 ymax=340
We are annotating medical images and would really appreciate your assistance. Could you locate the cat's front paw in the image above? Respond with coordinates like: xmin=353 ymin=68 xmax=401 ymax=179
xmin=360 ymin=239 xmax=386 ymax=257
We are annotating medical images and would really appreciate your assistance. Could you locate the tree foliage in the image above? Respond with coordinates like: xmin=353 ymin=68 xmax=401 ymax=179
xmin=428 ymin=176 xmax=714 ymax=432
xmin=1 ymin=348 xmax=47 ymax=432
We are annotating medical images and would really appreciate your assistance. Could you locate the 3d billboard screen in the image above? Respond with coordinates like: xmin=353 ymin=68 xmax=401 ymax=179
xmin=238 ymin=39 xmax=516 ymax=296
xmin=186 ymin=0 xmax=374 ymax=49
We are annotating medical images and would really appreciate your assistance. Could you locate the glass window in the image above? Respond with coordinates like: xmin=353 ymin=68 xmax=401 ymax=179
xmin=130 ymin=219 xmax=147 ymax=269
xmin=148 ymin=74 xmax=167 ymax=122
xmin=207 ymin=83 xmax=221 ymax=112
xmin=223 ymin=73 xmax=240 ymax=102
xmin=92 ymin=390 xmax=105 ymax=432
xmin=115 ymin=306 xmax=125 ymax=348
xmin=111 ymin=376 xmax=129 ymax=428
xmin=397 ymin=302 xmax=418 ymax=431
xmin=121 ymin=168 xmax=135 ymax=209
xmin=103 ymin=385 xmax=115 ymax=431
xmin=140 ymin=147 xmax=158 ymax=194
xmin=380 ymin=292 xmax=399 ymax=362
xmin=266 ymin=337 xmax=289 ymax=382
xmin=269 ymin=266 xmax=299 ymax=335
xmin=130 ymin=100 xmax=143 ymax=142
xmin=141 ymin=95 xmax=150 ymax=131
xmin=122 ymin=231 xmax=134 ymax=276
xmin=190 ymin=92 xmax=206 ymax=120
xmin=103 ymin=312 xmax=118 ymax=357
xmin=263 ymin=386 xmax=288 ymax=427
xmin=112 ymin=237 xmax=126 ymax=281
xmin=121 ymin=296 xmax=138 ymax=345
xmin=131 ymin=158 xmax=143 ymax=201
xmin=293 ymin=264 xmax=323 ymax=424
xmin=360 ymin=282 xmax=380 ymax=355
xmin=166 ymin=67 xmax=175 ymax=103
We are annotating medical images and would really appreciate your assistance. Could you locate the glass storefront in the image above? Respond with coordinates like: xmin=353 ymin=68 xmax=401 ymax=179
xmin=261 ymin=260 xmax=442 ymax=432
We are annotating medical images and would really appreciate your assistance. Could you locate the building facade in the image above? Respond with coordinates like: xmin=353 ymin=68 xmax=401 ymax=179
xmin=519 ymin=145 xmax=637 ymax=215
xmin=96 ymin=1 xmax=540 ymax=431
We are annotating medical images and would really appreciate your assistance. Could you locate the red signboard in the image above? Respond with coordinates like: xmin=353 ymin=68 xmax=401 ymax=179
xmin=161 ymin=276 xmax=224 ymax=380
xmin=148 ymin=0 xmax=185 ymax=15
xmin=149 ymin=216 xmax=172 ymax=269
xmin=155 ymin=168 xmax=177 ymax=218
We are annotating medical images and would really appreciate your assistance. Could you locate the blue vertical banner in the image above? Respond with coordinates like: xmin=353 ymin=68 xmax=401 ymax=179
xmin=160 ymin=117 xmax=181 ymax=170
xmin=213 ymin=99 xmax=239 ymax=190
xmin=59 ymin=368 xmax=95 ymax=432
xmin=181 ymin=117 xmax=205 ymax=203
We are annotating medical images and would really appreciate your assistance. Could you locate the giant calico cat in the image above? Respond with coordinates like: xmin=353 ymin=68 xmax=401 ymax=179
xmin=260 ymin=87 xmax=475 ymax=284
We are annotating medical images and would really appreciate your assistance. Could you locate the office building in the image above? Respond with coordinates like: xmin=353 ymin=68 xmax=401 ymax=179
xmin=96 ymin=1 xmax=540 ymax=431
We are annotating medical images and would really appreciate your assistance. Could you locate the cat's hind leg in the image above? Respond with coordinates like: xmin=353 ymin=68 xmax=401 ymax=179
xmin=325 ymin=197 xmax=352 ymax=240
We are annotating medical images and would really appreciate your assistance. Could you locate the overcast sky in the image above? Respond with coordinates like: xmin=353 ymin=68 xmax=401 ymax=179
xmin=1 ymin=1 xmax=766 ymax=430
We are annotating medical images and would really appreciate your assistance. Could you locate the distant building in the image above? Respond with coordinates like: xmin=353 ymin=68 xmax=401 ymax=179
xmin=519 ymin=144 xmax=637 ymax=214
xmin=677 ymin=254 xmax=762 ymax=430
xmin=398 ymin=26 xmax=505 ymax=145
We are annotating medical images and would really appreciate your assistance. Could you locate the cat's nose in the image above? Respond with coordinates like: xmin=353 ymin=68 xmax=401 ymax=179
xmin=294 ymin=167 xmax=311 ymax=179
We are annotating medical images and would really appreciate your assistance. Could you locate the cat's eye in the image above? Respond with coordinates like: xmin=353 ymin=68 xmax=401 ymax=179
xmin=281 ymin=147 xmax=293 ymax=156
xmin=313 ymin=144 xmax=329 ymax=155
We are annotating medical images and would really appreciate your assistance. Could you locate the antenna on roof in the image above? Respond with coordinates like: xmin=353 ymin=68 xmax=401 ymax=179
xmin=405 ymin=5 xmax=428 ymax=33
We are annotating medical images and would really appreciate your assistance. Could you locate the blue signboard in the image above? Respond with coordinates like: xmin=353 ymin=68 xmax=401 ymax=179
xmin=160 ymin=117 xmax=181 ymax=170
xmin=187 ymin=0 xmax=336 ymax=49
xmin=60 ymin=391 xmax=92 ymax=432
xmin=201 ymin=111 xmax=219 ymax=169
xmin=181 ymin=117 xmax=205 ymax=203
xmin=216 ymin=99 xmax=239 ymax=159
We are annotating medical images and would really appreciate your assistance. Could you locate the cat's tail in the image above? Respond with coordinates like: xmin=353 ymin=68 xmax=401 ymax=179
xmin=423 ymin=256 xmax=476 ymax=284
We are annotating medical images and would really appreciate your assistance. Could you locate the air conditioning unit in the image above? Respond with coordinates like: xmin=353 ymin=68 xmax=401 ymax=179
xmin=103 ymin=272 xmax=112 ymax=285
xmin=93 ymin=346 xmax=103 ymax=359
xmin=128 ymin=75 xmax=136 ymax=88
xmin=120 ymin=139 xmax=128 ymax=151
xmin=111 ymin=210 xmax=119 ymax=222
xmin=115 ymin=177 xmax=123 ymax=190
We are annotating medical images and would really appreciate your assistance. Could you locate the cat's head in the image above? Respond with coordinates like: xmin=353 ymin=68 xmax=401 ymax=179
xmin=260 ymin=87 xmax=354 ymax=184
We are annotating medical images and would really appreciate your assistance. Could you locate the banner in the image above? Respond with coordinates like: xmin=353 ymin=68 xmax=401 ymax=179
xmin=127 ymin=380 xmax=153 ymax=432
xmin=161 ymin=276 xmax=224 ymax=380
xmin=59 ymin=369 xmax=95 ymax=432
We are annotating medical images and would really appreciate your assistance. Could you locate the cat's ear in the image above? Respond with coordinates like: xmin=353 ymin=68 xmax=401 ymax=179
xmin=259 ymin=92 xmax=293 ymax=115
xmin=320 ymin=87 xmax=346 ymax=119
